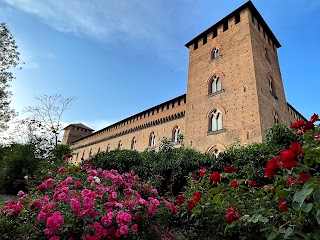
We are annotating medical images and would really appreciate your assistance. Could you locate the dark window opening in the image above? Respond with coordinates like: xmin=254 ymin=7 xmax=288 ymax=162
xmin=194 ymin=41 xmax=198 ymax=50
xmin=235 ymin=13 xmax=240 ymax=24
xmin=203 ymin=35 xmax=207 ymax=45
xmin=172 ymin=102 xmax=175 ymax=108
xmin=223 ymin=21 xmax=228 ymax=32
xmin=213 ymin=28 xmax=217 ymax=38
xmin=251 ymin=14 xmax=255 ymax=24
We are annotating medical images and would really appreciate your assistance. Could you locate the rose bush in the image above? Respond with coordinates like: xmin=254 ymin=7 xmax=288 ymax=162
xmin=0 ymin=164 xmax=177 ymax=239
xmin=174 ymin=114 xmax=320 ymax=240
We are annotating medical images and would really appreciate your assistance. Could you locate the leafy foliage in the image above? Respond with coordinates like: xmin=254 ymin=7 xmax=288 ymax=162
xmin=0 ymin=23 xmax=20 ymax=131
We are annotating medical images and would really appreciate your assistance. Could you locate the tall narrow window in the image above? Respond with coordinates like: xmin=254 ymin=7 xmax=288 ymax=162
xmin=97 ymin=147 xmax=100 ymax=155
xmin=81 ymin=150 xmax=85 ymax=160
xmin=212 ymin=47 xmax=219 ymax=59
xmin=172 ymin=126 xmax=180 ymax=143
xmin=106 ymin=144 xmax=110 ymax=152
xmin=209 ymin=109 xmax=223 ymax=132
xmin=149 ymin=132 xmax=156 ymax=147
xmin=131 ymin=137 xmax=137 ymax=150
xmin=268 ymin=75 xmax=276 ymax=97
xmin=209 ymin=75 xmax=222 ymax=94
xmin=89 ymin=148 xmax=92 ymax=158
xmin=274 ymin=111 xmax=279 ymax=124
xmin=235 ymin=13 xmax=240 ymax=24
xmin=118 ymin=140 xmax=122 ymax=150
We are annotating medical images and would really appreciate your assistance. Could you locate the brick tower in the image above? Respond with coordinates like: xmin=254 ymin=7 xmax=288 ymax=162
xmin=61 ymin=123 xmax=94 ymax=145
xmin=184 ymin=1 xmax=293 ymax=154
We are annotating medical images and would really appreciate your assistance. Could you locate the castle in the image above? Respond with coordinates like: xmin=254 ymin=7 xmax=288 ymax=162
xmin=62 ymin=1 xmax=304 ymax=162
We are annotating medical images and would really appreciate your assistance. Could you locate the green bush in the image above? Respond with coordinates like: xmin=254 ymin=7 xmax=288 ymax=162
xmin=0 ymin=144 xmax=41 ymax=194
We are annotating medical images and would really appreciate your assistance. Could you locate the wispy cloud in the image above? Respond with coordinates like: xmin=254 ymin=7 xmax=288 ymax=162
xmin=2 ymin=0 xmax=186 ymax=66
xmin=3 ymin=0 xmax=172 ymax=42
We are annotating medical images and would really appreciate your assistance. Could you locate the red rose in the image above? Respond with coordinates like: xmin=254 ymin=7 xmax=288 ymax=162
xmin=299 ymin=172 xmax=311 ymax=185
xmin=314 ymin=134 xmax=320 ymax=140
xmin=187 ymin=200 xmax=195 ymax=212
xmin=278 ymin=198 xmax=287 ymax=212
xmin=286 ymin=177 xmax=297 ymax=186
xmin=231 ymin=181 xmax=239 ymax=187
xmin=303 ymin=121 xmax=314 ymax=132
xmin=310 ymin=113 xmax=319 ymax=123
xmin=177 ymin=195 xmax=185 ymax=205
xmin=224 ymin=166 xmax=236 ymax=173
xmin=248 ymin=180 xmax=259 ymax=187
xmin=280 ymin=149 xmax=298 ymax=169
xmin=210 ymin=172 xmax=221 ymax=182
xmin=290 ymin=142 xmax=302 ymax=159
xmin=193 ymin=192 xmax=202 ymax=203
xmin=199 ymin=167 xmax=206 ymax=177
xmin=290 ymin=120 xmax=305 ymax=129
xmin=264 ymin=157 xmax=280 ymax=177
xmin=225 ymin=206 xmax=239 ymax=224
xmin=297 ymin=130 xmax=303 ymax=135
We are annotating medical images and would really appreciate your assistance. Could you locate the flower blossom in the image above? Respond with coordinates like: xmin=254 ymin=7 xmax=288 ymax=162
xmin=224 ymin=166 xmax=236 ymax=173
xmin=210 ymin=172 xmax=221 ymax=182
xmin=225 ymin=206 xmax=239 ymax=224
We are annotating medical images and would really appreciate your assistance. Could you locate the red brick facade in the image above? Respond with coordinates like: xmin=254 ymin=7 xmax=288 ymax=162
xmin=63 ymin=1 xmax=304 ymax=162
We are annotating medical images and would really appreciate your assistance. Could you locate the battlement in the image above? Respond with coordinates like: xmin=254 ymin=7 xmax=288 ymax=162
xmin=71 ymin=94 xmax=186 ymax=145
xmin=185 ymin=1 xmax=281 ymax=52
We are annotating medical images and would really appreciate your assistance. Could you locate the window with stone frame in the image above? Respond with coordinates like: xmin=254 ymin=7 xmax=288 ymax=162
xmin=274 ymin=111 xmax=279 ymax=124
xmin=212 ymin=47 xmax=220 ymax=59
xmin=131 ymin=137 xmax=137 ymax=150
xmin=149 ymin=132 xmax=156 ymax=147
xmin=209 ymin=109 xmax=223 ymax=132
xmin=209 ymin=75 xmax=222 ymax=94
xmin=172 ymin=126 xmax=180 ymax=143
xmin=118 ymin=140 xmax=122 ymax=150
xmin=268 ymin=74 xmax=277 ymax=98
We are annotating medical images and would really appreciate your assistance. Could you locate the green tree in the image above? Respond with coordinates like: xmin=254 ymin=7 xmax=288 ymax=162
xmin=0 ymin=23 xmax=20 ymax=131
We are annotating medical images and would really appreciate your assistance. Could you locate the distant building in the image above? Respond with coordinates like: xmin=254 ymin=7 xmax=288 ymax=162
xmin=62 ymin=1 xmax=304 ymax=162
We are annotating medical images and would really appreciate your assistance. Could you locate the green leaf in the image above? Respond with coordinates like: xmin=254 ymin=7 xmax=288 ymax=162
xmin=313 ymin=189 xmax=320 ymax=205
xmin=266 ymin=231 xmax=279 ymax=240
xmin=276 ymin=189 xmax=291 ymax=198
xmin=292 ymin=202 xmax=301 ymax=211
xmin=293 ymin=187 xmax=313 ymax=205
xmin=301 ymin=203 xmax=313 ymax=213
xmin=284 ymin=227 xmax=293 ymax=238
xmin=316 ymin=210 xmax=320 ymax=225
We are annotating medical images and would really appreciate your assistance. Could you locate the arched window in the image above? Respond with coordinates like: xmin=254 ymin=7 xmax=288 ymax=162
xmin=208 ymin=144 xmax=226 ymax=157
xmin=149 ymin=132 xmax=156 ymax=147
xmin=131 ymin=137 xmax=137 ymax=150
xmin=209 ymin=109 xmax=223 ymax=132
xmin=172 ymin=126 xmax=180 ymax=143
xmin=118 ymin=140 xmax=122 ymax=150
xmin=209 ymin=75 xmax=222 ymax=94
xmin=274 ymin=111 xmax=279 ymax=124
xmin=212 ymin=47 xmax=219 ymax=59
xmin=268 ymin=75 xmax=274 ymax=95
xmin=106 ymin=144 xmax=110 ymax=152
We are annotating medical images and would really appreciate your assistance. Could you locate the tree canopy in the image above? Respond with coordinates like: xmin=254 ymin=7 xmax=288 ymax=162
xmin=0 ymin=23 xmax=20 ymax=131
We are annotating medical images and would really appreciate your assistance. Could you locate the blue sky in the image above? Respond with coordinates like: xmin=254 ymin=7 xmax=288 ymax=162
xmin=1 ymin=0 xmax=319 ymax=131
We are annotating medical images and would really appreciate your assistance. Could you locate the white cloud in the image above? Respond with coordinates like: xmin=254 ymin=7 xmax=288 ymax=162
xmin=1 ymin=0 xmax=186 ymax=67
xmin=3 ymin=0 xmax=169 ymax=42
